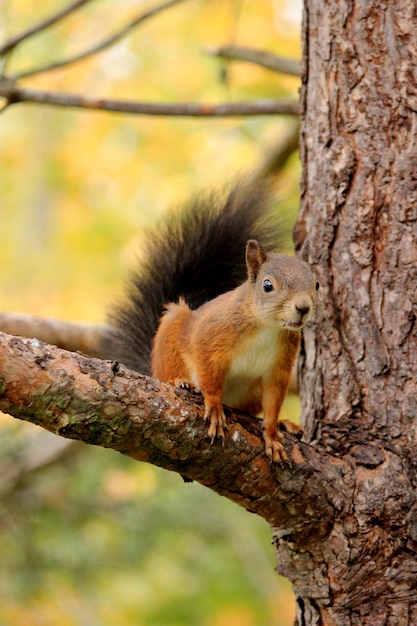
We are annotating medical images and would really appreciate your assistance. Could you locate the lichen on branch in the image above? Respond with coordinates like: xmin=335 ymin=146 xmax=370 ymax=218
xmin=0 ymin=330 xmax=345 ymax=543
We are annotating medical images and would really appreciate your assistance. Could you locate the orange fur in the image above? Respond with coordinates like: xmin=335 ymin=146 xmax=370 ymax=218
xmin=151 ymin=240 xmax=317 ymax=462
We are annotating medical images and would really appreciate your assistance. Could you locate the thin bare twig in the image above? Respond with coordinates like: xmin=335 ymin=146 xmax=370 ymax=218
xmin=0 ymin=81 xmax=299 ymax=116
xmin=12 ymin=0 xmax=191 ymax=80
xmin=206 ymin=45 xmax=300 ymax=77
xmin=0 ymin=433 xmax=79 ymax=497
xmin=257 ymin=119 xmax=300 ymax=178
xmin=0 ymin=0 xmax=94 ymax=56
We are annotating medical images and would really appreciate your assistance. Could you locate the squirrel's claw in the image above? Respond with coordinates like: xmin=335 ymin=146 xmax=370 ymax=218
xmin=263 ymin=429 xmax=288 ymax=464
xmin=204 ymin=405 xmax=228 ymax=444
xmin=172 ymin=379 xmax=199 ymax=394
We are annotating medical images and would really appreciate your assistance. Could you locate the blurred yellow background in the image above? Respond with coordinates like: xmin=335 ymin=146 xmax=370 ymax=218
xmin=0 ymin=1 xmax=302 ymax=624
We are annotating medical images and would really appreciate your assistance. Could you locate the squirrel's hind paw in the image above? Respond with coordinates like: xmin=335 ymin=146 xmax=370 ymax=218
xmin=279 ymin=419 xmax=303 ymax=440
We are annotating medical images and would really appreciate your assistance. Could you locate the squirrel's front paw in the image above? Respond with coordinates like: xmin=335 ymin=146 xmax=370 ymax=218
xmin=263 ymin=429 xmax=288 ymax=464
xmin=204 ymin=405 xmax=228 ymax=443
xmin=172 ymin=379 xmax=199 ymax=393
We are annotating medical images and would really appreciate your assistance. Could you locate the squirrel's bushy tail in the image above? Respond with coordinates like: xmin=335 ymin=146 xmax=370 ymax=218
xmin=104 ymin=176 xmax=283 ymax=375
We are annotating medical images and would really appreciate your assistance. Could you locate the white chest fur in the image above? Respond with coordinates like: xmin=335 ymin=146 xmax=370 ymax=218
xmin=222 ymin=326 xmax=285 ymax=406
xmin=229 ymin=326 xmax=284 ymax=378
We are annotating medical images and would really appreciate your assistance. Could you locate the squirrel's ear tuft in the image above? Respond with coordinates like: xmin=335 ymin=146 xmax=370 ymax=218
xmin=246 ymin=239 xmax=268 ymax=282
xmin=298 ymin=238 xmax=310 ymax=263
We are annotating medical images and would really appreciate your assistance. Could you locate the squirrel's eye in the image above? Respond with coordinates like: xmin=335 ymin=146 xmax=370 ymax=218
xmin=315 ymin=281 xmax=320 ymax=291
xmin=263 ymin=279 xmax=274 ymax=293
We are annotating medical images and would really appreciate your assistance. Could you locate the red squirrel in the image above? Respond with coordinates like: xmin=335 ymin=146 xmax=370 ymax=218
xmin=106 ymin=178 xmax=317 ymax=462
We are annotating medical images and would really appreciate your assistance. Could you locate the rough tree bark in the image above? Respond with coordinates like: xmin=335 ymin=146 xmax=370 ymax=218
xmin=0 ymin=331 xmax=346 ymax=536
xmin=286 ymin=1 xmax=417 ymax=623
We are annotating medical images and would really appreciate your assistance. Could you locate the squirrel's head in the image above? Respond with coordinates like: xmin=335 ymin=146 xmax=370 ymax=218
xmin=245 ymin=239 xmax=319 ymax=331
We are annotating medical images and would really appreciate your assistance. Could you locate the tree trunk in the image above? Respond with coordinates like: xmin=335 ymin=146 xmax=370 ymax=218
xmin=278 ymin=1 xmax=417 ymax=623
xmin=2 ymin=3 xmax=417 ymax=623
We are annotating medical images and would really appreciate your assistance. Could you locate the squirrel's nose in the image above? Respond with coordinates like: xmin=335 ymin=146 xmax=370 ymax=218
xmin=295 ymin=303 xmax=311 ymax=317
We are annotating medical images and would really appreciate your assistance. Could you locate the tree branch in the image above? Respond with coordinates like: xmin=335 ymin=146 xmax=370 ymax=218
xmin=0 ymin=331 xmax=348 ymax=543
xmin=0 ymin=0 xmax=94 ymax=56
xmin=256 ymin=120 xmax=300 ymax=178
xmin=0 ymin=312 xmax=107 ymax=358
xmin=10 ymin=0 xmax=191 ymax=80
xmin=0 ymin=81 xmax=299 ymax=117
xmin=0 ymin=313 xmax=299 ymax=393
xmin=206 ymin=45 xmax=300 ymax=77
xmin=0 ymin=432 xmax=79 ymax=497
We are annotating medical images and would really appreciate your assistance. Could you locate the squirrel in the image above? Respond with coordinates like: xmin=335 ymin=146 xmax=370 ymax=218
xmin=105 ymin=177 xmax=318 ymax=462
